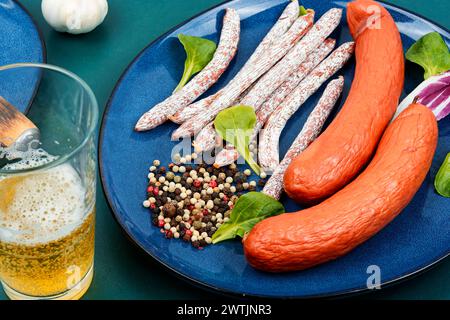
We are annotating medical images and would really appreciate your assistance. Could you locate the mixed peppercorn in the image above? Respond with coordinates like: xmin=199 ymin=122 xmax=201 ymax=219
xmin=143 ymin=154 xmax=265 ymax=249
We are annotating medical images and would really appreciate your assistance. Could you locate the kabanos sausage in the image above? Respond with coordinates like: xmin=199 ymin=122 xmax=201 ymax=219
xmin=262 ymin=76 xmax=344 ymax=200
xmin=135 ymin=8 xmax=240 ymax=132
xmin=284 ymin=0 xmax=405 ymax=204
xmin=169 ymin=1 xmax=300 ymax=125
xmin=244 ymin=104 xmax=438 ymax=272
xmin=258 ymin=42 xmax=354 ymax=170
xmin=213 ymin=39 xmax=337 ymax=167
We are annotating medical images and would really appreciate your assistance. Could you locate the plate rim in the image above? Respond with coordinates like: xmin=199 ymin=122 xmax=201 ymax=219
xmin=98 ymin=0 xmax=450 ymax=298
xmin=6 ymin=0 xmax=48 ymax=114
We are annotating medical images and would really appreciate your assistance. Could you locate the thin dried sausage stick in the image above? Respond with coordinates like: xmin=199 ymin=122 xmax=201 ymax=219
xmin=171 ymin=11 xmax=315 ymax=140
xmin=169 ymin=1 xmax=299 ymax=125
xmin=169 ymin=61 xmax=262 ymax=125
xmin=259 ymin=42 xmax=354 ymax=170
xmin=214 ymin=38 xmax=337 ymax=167
xmin=244 ymin=0 xmax=300 ymax=68
xmin=174 ymin=76 xmax=256 ymax=128
xmin=262 ymin=76 xmax=344 ymax=199
xmin=169 ymin=94 xmax=217 ymax=124
xmin=238 ymin=9 xmax=342 ymax=116
xmin=135 ymin=8 xmax=240 ymax=131
xmin=253 ymin=38 xmax=336 ymax=134
xmin=214 ymin=146 xmax=240 ymax=168
xmin=192 ymin=85 xmax=253 ymax=152
xmin=192 ymin=123 xmax=219 ymax=153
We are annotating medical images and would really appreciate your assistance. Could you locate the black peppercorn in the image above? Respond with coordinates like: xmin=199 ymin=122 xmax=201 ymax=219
xmin=163 ymin=202 xmax=176 ymax=218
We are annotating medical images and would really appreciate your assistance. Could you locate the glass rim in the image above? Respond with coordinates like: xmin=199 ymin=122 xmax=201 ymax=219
xmin=0 ymin=63 xmax=99 ymax=175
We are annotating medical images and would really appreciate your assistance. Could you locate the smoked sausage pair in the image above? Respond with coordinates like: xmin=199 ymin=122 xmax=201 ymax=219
xmin=244 ymin=104 xmax=438 ymax=272
xmin=243 ymin=0 xmax=438 ymax=272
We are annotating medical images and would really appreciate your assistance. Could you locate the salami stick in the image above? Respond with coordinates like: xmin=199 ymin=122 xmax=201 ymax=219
xmin=169 ymin=94 xmax=217 ymax=124
xmin=244 ymin=0 xmax=300 ymax=68
xmin=169 ymin=1 xmax=299 ymax=125
xmin=213 ymin=38 xmax=337 ymax=167
xmin=192 ymin=123 xmax=218 ymax=152
xmin=214 ymin=147 xmax=240 ymax=167
xmin=135 ymin=8 xmax=240 ymax=132
xmin=253 ymin=38 xmax=336 ymax=133
xmin=172 ymin=78 xmax=257 ymax=126
xmin=262 ymin=76 xmax=344 ymax=199
xmin=192 ymin=83 xmax=255 ymax=151
xmin=214 ymin=145 xmax=240 ymax=168
xmin=239 ymin=9 xmax=342 ymax=113
xmin=172 ymin=11 xmax=315 ymax=140
xmin=259 ymin=42 xmax=354 ymax=170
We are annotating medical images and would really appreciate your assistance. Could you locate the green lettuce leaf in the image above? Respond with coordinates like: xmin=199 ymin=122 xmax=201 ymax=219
xmin=214 ymin=105 xmax=261 ymax=175
xmin=406 ymin=32 xmax=450 ymax=79
xmin=174 ymin=34 xmax=216 ymax=92
xmin=435 ymin=153 xmax=450 ymax=197
xmin=212 ymin=192 xmax=285 ymax=244
xmin=299 ymin=5 xmax=308 ymax=16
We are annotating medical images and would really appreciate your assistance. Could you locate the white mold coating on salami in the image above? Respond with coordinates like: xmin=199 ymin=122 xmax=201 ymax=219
xmin=259 ymin=41 xmax=354 ymax=170
xmin=169 ymin=1 xmax=299 ymax=126
xmin=214 ymin=38 xmax=337 ymax=167
xmin=135 ymin=8 xmax=240 ymax=131
xmin=169 ymin=94 xmax=217 ymax=124
xmin=171 ymin=12 xmax=315 ymax=139
xmin=214 ymin=146 xmax=240 ymax=167
xmin=263 ymin=76 xmax=344 ymax=199
xmin=254 ymin=38 xmax=336 ymax=133
xmin=239 ymin=8 xmax=342 ymax=117
xmin=192 ymin=123 xmax=218 ymax=152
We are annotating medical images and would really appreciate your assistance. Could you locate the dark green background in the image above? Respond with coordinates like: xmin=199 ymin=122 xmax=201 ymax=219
xmin=2 ymin=0 xmax=449 ymax=299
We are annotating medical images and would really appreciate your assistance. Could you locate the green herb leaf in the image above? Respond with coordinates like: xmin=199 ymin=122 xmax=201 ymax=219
xmin=212 ymin=192 xmax=285 ymax=244
xmin=214 ymin=105 xmax=261 ymax=175
xmin=299 ymin=5 xmax=308 ymax=16
xmin=174 ymin=34 xmax=217 ymax=92
xmin=435 ymin=152 xmax=450 ymax=198
xmin=406 ymin=32 xmax=450 ymax=79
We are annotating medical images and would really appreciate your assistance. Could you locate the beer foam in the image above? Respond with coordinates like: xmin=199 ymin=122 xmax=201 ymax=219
xmin=0 ymin=163 xmax=89 ymax=245
xmin=0 ymin=145 xmax=59 ymax=171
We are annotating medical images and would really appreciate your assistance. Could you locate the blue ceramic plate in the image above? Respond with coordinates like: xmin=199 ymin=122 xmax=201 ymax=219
xmin=0 ymin=0 xmax=46 ymax=113
xmin=100 ymin=0 xmax=450 ymax=298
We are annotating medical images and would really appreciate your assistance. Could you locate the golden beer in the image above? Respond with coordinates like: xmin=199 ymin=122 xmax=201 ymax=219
xmin=0 ymin=164 xmax=95 ymax=299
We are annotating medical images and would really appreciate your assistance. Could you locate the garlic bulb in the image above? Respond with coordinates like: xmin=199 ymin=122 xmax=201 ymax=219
xmin=41 ymin=0 xmax=108 ymax=34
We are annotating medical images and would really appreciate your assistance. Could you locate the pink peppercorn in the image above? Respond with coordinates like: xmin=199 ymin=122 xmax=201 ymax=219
xmin=185 ymin=230 xmax=193 ymax=236
xmin=158 ymin=220 xmax=164 ymax=227
xmin=147 ymin=186 xmax=154 ymax=193
xmin=209 ymin=180 xmax=217 ymax=188
xmin=193 ymin=180 xmax=202 ymax=188
xmin=153 ymin=187 xmax=159 ymax=196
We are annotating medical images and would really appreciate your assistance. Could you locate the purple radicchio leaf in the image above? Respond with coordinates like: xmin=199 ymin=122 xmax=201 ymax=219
xmin=416 ymin=75 xmax=450 ymax=107
xmin=394 ymin=71 xmax=450 ymax=121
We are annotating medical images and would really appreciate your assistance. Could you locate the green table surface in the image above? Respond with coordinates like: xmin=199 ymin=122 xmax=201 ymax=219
xmin=1 ymin=0 xmax=449 ymax=300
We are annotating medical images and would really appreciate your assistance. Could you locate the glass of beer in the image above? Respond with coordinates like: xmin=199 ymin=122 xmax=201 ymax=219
xmin=0 ymin=63 xmax=98 ymax=300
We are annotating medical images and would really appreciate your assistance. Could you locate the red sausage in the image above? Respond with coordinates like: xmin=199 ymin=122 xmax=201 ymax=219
xmin=284 ymin=0 xmax=405 ymax=204
xmin=244 ymin=104 xmax=438 ymax=272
